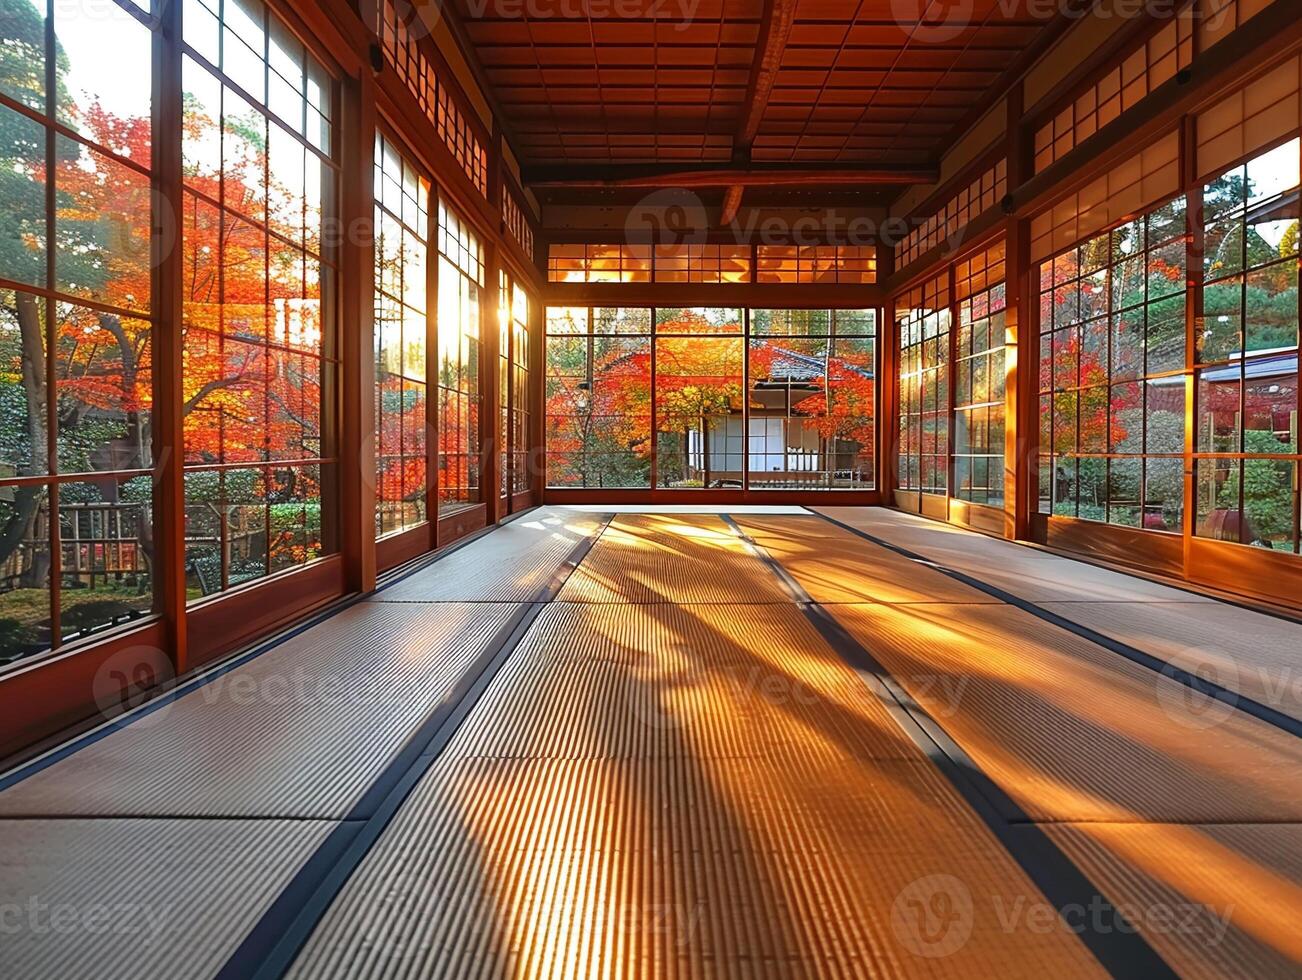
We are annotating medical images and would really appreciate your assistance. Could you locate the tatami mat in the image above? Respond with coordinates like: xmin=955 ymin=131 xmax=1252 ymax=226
xmin=948 ymin=552 xmax=1215 ymax=604
xmin=828 ymin=601 xmax=1302 ymax=823
xmin=3 ymin=507 xmax=1298 ymax=979
xmin=0 ymin=817 xmax=333 ymax=980
xmin=557 ymin=514 xmax=792 ymax=604
xmin=1040 ymin=822 xmax=1302 ymax=980
xmin=0 ymin=603 xmax=520 ymax=818
xmin=375 ymin=509 xmax=602 ymax=603
xmin=287 ymin=600 xmax=1102 ymax=979
xmin=737 ymin=514 xmax=1002 ymax=604
xmin=1037 ymin=600 xmax=1302 ymax=722
xmin=445 ymin=601 xmax=921 ymax=763
xmin=816 ymin=507 xmax=1215 ymax=604
xmin=814 ymin=507 xmax=1296 ymax=724
xmin=816 ymin=505 xmax=1059 ymax=566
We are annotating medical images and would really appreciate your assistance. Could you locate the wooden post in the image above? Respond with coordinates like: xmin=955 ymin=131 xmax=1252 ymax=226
xmin=481 ymin=240 xmax=502 ymax=523
xmin=945 ymin=259 xmax=958 ymax=513
xmin=482 ymin=123 xmax=504 ymax=523
xmin=1003 ymin=82 xmax=1036 ymax=541
xmin=1181 ymin=113 xmax=1200 ymax=575
xmin=879 ymin=293 xmax=900 ymax=502
xmin=154 ymin=0 xmax=188 ymax=671
xmin=427 ymin=182 xmax=440 ymax=546
xmin=338 ymin=70 xmax=377 ymax=594
xmin=529 ymin=285 xmax=545 ymax=502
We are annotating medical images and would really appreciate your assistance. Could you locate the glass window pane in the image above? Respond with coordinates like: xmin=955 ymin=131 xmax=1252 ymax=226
xmin=1245 ymin=259 xmax=1298 ymax=354
xmin=222 ymin=86 xmax=267 ymax=223
xmin=183 ymin=469 xmax=221 ymax=596
xmin=182 ymin=56 xmax=222 ymax=184
xmin=1244 ymin=366 xmax=1297 ymax=451
xmin=1076 ymin=458 xmax=1107 ymax=521
xmin=267 ymin=464 xmax=324 ymax=572
xmin=545 ymin=325 xmax=650 ymax=490
xmin=1196 ymin=457 xmax=1240 ymax=542
xmin=0 ymin=290 xmax=50 ymax=478
xmin=1145 ymin=380 xmax=1185 ymax=454
xmin=184 ymin=0 xmax=221 ymax=63
xmin=593 ymin=307 xmax=651 ymax=335
xmin=0 ymin=0 xmax=46 ymax=112
xmin=0 ymin=483 xmax=52 ymax=664
xmin=374 ymin=135 xmax=428 ymax=538
xmin=436 ymin=203 xmax=483 ymax=513
xmin=751 ymin=309 xmax=831 ymax=337
xmin=1109 ymin=382 xmax=1142 ymax=453
xmin=953 ymin=269 xmax=1005 ymax=506
xmin=655 ymin=307 xmax=743 ymax=334
xmin=55 ymin=136 xmax=152 ymax=314
xmin=182 ymin=0 xmax=336 ymax=597
xmin=1143 ymin=457 xmax=1182 ymax=533
xmin=58 ymin=478 xmax=155 ymax=644
xmin=55 ymin=304 xmax=153 ymax=475
xmin=1146 ymin=294 xmax=1184 ymax=375
xmin=53 ymin=0 xmax=152 ymax=161
xmin=1108 ymin=457 xmax=1141 ymax=527
xmin=1197 ymin=371 xmax=1240 ymax=453
xmin=655 ymin=336 xmax=743 ymax=488
xmin=1242 ymin=458 xmax=1294 ymax=551
xmin=0 ymin=103 xmax=48 ymax=289
xmin=1111 ymin=311 xmax=1144 ymax=381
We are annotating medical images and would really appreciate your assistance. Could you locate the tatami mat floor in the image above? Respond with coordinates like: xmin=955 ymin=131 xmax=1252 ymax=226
xmin=0 ymin=507 xmax=1298 ymax=979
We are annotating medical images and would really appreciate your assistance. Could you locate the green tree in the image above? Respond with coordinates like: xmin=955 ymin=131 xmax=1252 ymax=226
xmin=1216 ymin=430 xmax=1296 ymax=548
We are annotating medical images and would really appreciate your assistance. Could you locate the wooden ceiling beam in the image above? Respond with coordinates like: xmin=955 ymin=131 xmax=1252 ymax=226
xmin=719 ymin=185 xmax=745 ymax=225
xmin=738 ymin=0 xmax=799 ymax=147
xmin=523 ymin=164 xmax=939 ymax=189
xmin=723 ymin=0 xmax=801 ymax=225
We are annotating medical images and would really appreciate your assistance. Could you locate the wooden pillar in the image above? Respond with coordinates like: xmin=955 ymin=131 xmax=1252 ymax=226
xmin=481 ymin=124 xmax=505 ymax=523
xmin=945 ymin=259 xmax=958 ymax=511
xmin=879 ymin=294 xmax=900 ymax=503
xmin=154 ymin=0 xmax=188 ymax=671
xmin=338 ymin=69 xmax=377 ymax=593
xmin=1181 ymin=113 xmax=1200 ymax=574
xmin=425 ymin=173 xmax=440 ymax=547
xmin=481 ymin=243 xmax=502 ymax=523
xmin=529 ymin=286 xmax=546 ymax=502
xmin=877 ymin=238 xmax=898 ymax=499
xmin=1003 ymin=82 xmax=1036 ymax=541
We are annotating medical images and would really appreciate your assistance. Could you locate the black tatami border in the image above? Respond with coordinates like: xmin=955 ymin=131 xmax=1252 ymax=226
xmin=214 ymin=514 xmax=613 ymax=980
xmin=810 ymin=510 xmax=1302 ymax=740
xmin=722 ymin=513 xmax=1179 ymax=980
xmin=0 ymin=507 xmax=547 ymax=790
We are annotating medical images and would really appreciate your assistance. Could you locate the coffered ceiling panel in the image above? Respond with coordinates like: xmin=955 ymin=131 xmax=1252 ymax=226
xmin=451 ymin=0 xmax=1058 ymax=169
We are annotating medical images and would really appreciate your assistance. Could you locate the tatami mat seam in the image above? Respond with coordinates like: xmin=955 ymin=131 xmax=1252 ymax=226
xmin=211 ymin=514 xmax=616 ymax=980
xmin=723 ymin=513 xmax=1180 ymax=979
xmin=810 ymin=511 xmax=1302 ymax=738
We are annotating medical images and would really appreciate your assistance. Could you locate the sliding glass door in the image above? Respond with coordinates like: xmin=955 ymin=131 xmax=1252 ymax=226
xmin=544 ymin=306 xmax=878 ymax=494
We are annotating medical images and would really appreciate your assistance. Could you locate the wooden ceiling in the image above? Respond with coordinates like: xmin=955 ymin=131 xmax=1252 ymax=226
xmin=452 ymin=0 xmax=1058 ymax=180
